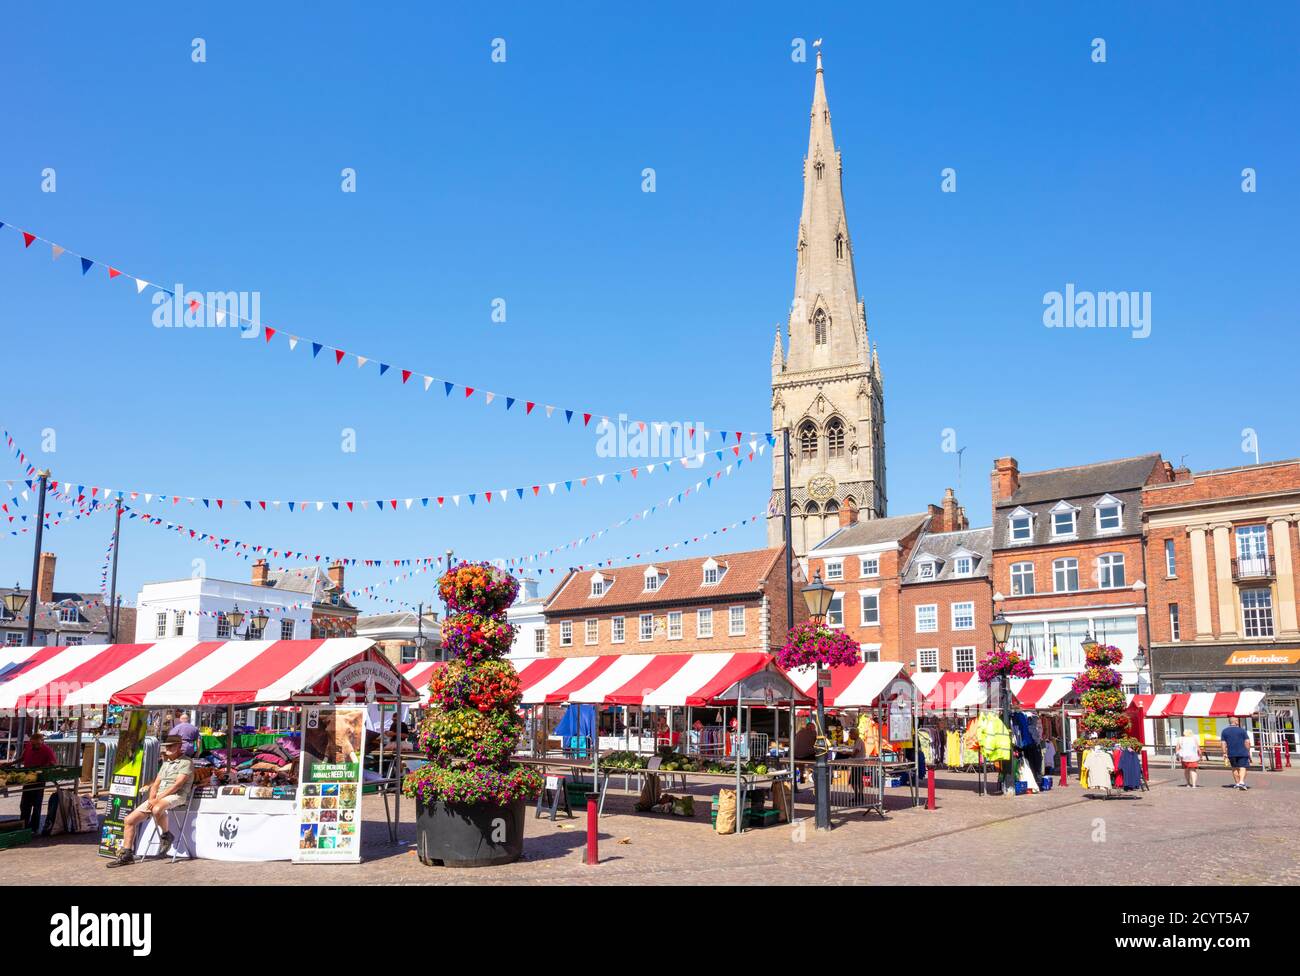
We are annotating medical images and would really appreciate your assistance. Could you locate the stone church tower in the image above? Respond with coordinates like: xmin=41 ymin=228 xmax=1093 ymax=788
xmin=768 ymin=51 xmax=886 ymax=555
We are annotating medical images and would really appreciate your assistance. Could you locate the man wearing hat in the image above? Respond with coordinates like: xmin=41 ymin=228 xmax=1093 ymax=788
xmin=108 ymin=734 xmax=193 ymax=868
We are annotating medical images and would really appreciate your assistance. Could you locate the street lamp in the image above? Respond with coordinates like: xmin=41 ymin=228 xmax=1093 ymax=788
xmin=801 ymin=570 xmax=836 ymax=831
xmin=249 ymin=609 xmax=270 ymax=640
xmin=989 ymin=612 xmax=1014 ymax=793
xmin=1133 ymin=646 xmax=1149 ymax=694
xmin=3 ymin=582 xmax=28 ymax=618
xmin=227 ymin=604 xmax=246 ymax=639
xmin=990 ymin=613 xmax=1012 ymax=647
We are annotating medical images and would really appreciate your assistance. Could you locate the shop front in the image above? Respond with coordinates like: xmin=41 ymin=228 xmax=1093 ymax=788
xmin=1151 ymin=643 xmax=1298 ymax=752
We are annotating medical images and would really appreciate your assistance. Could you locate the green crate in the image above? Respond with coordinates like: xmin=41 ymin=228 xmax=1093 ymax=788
xmin=0 ymin=828 xmax=33 ymax=850
xmin=746 ymin=809 xmax=782 ymax=828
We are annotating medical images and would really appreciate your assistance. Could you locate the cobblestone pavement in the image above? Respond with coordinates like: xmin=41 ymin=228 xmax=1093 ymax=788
xmin=3 ymin=765 xmax=1297 ymax=885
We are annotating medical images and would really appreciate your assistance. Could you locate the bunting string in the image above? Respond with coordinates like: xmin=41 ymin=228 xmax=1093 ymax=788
xmin=0 ymin=219 xmax=772 ymax=444
xmin=4 ymin=426 xmax=771 ymax=515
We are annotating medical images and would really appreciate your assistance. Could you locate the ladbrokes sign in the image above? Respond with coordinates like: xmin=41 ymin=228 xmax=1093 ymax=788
xmin=1225 ymin=650 xmax=1300 ymax=666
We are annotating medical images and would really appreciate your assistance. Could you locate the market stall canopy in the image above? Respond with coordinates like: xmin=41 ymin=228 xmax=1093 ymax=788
xmin=784 ymin=661 xmax=914 ymax=708
xmin=0 ymin=639 xmax=419 ymax=711
xmin=515 ymin=652 xmax=809 ymax=707
xmin=1009 ymin=677 xmax=1075 ymax=711
xmin=398 ymin=660 xmax=443 ymax=706
xmin=912 ymin=671 xmax=988 ymax=711
xmin=1126 ymin=691 xmax=1265 ymax=718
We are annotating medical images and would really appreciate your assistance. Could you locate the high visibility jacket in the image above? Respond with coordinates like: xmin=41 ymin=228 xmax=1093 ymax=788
xmin=975 ymin=713 xmax=1012 ymax=762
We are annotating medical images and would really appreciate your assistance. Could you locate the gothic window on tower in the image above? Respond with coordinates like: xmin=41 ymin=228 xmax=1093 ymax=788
xmin=799 ymin=422 xmax=818 ymax=461
xmin=814 ymin=309 xmax=827 ymax=346
xmin=827 ymin=418 xmax=845 ymax=458
xmin=835 ymin=233 xmax=844 ymax=260
xmin=814 ymin=158 xmax=824 ymax=181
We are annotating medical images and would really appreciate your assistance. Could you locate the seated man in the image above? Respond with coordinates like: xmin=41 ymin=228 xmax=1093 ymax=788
xmin=108 ymin=735 xmax=193 ymax=867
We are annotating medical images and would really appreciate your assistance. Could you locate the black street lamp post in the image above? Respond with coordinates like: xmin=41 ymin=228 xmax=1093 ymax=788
xmin=990 ymin=613 xmax=1013 ymax=793
xmin=801 ymin=570 xmax=836 ymax=830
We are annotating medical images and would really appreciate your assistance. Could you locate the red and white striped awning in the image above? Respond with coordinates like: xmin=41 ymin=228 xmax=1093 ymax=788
xmin=1010 ymin=677 xmax=1075 ymax=711
xmin=784 ymin=661 xmax=912 ymax=708
xmin=398 ymin=661 xmax=443 ymax=706
xmin=1127 ymin=692 xmax=1265 ymax=718
xmin=912 ymin=671 xmax=988 ymax=711
xmin=0 ymin=639 xmax=414 ymax=710
xmin=515 ymin=652 xmax=803 ymax=707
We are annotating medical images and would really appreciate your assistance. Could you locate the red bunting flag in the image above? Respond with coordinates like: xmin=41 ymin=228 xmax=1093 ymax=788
xmin=108 ymin=267 xmax=121 ymax=278
xmin=401 ymin=369 xmax=412 ymax=384
xmin=464 ymin=387 xmax=474 ymax=398
xmin=526 ymin=402 xmax=535 ymax=414
xmin=334 ymin=349 xmax=346 ymax=364
xmin=22 ymin=232 xmax=36 ymax=248
xmin=189 ymin=299 xmax=200 ymax=312
xmin=265 ymin=327 xmax=276 ymax=342
xmin=345 ymin=501 xmax=354 ymax=512
xmin=532 ymin=486 xmax=540 ymax=496
xmin=583 ymin=413 xmax=592 ymax=426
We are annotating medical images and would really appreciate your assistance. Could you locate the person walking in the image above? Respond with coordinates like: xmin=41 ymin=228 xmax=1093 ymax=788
xmin=1173 ymin=729 xmax=1203 ymax=788
xmin=1221 ymin=717 xmax=1253 ymax=790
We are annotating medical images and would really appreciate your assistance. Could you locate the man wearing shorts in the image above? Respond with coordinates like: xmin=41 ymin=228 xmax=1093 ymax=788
xmin=1173 ymin=729 xmax=1203 ymax=788
xmin=1220 ymin=717 xmax=1253 ymax=791
xmin=109 ymin=735 xmax=193 ymax=867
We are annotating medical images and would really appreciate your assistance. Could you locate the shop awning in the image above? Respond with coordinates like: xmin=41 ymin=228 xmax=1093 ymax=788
xmin=398 ymin=660 xmax=443 ymax=705
xmin=0 ymin=638 xmax=418 ymax=710
xmin=1127 ymin=692 xmax=1265 ymax=718
xmin=912 ymin=671 xmax=987 ymax=711
xmin=516 ymin=652 xmax=804 ymax=707
xmin=784 ymin=661 xmax=912 ymax=708
xmin=1010 ymin=677 xmax=1075 ymax=710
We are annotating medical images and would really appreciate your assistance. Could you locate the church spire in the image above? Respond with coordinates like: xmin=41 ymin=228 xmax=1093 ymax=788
xmin=785 ymin=50 xmax=867 ymax=374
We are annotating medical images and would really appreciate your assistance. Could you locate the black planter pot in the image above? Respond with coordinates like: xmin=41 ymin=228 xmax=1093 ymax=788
xmin=415 ymin=797 xmax=526 ymax=867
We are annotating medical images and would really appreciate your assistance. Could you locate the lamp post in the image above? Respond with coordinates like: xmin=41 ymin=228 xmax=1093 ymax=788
xmin=801 ymin=570 xmax=836 ymax=830
xmin=1133 ymin=646 xmax=1149 ymax=695
xmin=249 ymin=608 xmax=270 ymax=640
xmin=989 ymin=613 xmax=1013 ymax=793
xmin=24 ymin=470 xmax=51 ymax=648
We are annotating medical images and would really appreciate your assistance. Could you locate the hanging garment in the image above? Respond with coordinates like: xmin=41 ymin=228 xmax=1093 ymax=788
xmin=974 ymin=713 xmax=1012 ymax=762
xmin=1119 ymin=749 xmax=1143 ymax=791
xmin=946 ymin=731 xmax=963 ymax=768
xmin=1079 ymin=754 xmax=1090 ymax=788
xmin=915 ymin=729 xmax=935 ymax=766
xmin=963 ymin=718 xmax=981 ymax=755
xmin=1010 ymin=712 xmax=1032 ymax=749
xmin=1043 ymin=740 xmax=1057 ymax=771
xmin=1083 ymin=749 xmax=1114 ymax=789
xmin=1029 ymin=714 xmax=1044 ymax=745
xmin=858 ymin=715 xmax=881 ymax=758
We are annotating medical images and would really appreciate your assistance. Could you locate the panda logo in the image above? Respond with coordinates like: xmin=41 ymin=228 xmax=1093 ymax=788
xmin=219 ymin=815 xmax=240 ymax=841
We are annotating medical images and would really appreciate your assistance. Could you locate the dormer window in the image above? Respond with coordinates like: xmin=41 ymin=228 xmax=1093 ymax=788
xmin=1009 ymin=507 xmax=1034 ymax=543
xmin=701 ymin=558 xmax=726 ymax=586
xmin=917 ymin=560 xmax=936 ymax=581
xmin=954 ymin=556 xmax=973 ymax=577
xmin=1050 ymin=502 xmax=1079 ymax=539
xmin=58 ymin=606 xmax=79 ymax=624
xmin=590 ymin=573 xmax=609 ymax=598
xmin=644 ymin=566 xmax=664 ymax=592
xmin=1095 ymin=494 xmax=1123 ymax=533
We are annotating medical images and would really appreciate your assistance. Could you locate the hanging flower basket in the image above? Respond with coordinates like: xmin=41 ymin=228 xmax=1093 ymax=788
xmin=976 ymin=648 xmax=1034 ymax=682
xmin=776 ymin=620 xmax=862 ymax=671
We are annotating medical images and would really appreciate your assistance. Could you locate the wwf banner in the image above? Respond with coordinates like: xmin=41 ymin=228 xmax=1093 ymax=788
xmin=292 ymin=705 xmax=365 ymax=863
xmin=97 ymin=708 xmax=149 ymax=859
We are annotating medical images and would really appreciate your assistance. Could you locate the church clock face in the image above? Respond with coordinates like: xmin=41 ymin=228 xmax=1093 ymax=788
xmin=808 ymin=473 xmax=837 ymax=502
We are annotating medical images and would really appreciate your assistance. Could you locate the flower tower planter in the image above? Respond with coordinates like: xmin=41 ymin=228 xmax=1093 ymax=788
xmin=403 ymin=562 xmax=542 ymax=867
xmin=1071 ymin=642 xmax=1139 ymax=751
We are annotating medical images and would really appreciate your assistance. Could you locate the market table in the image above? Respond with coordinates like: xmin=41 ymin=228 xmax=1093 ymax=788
xmin=136 ymin=789 xmax=302 ymax=862
xmin=199 ymin=732 xmax=297 ymax=754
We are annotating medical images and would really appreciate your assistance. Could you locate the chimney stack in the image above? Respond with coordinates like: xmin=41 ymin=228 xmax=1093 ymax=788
xmin=940 ymin=488 xmax=968 ymax=532
xmin=838 ymin=499 xmax=859 ymax=528
xmin=328 ymin=560 xmax=345 ymax=590
xmin=992 ymin=457 xmax=1020 ymax=502
xmin=252 ymin=558 xmax=269 ymax=587
xmin=36 ymin=552 xmax=56 ymax=604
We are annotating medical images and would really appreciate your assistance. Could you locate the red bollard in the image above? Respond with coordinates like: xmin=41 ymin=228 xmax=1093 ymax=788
xmin=1286 ymin=748 xmax=1292 ymax=769
xmin=585 ymin=795 xmax=599 ymax=865
xmin=1141 ymin=749 xmax=1150 ymax=781
xmin=1275 ymin=746 xmax=1283 ymax=770
xmin=1059 ymin=754 xmax=1068 ymax=787
xmin=926 ymin=768 xmax=936 ymax=810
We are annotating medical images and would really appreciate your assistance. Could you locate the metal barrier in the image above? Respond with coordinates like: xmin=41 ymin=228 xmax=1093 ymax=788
xmin=684 ymin=726 xmax=725 ymax=757
xmin=794 ymin=758 xmax=894 ymax=819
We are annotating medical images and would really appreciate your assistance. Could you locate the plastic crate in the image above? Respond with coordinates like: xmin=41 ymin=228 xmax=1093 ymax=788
xmin=0 ymin=828 xmax=33 ymax=850
xmin=1014 ymin=781 xmax=1029 ymax=796
xmin=746 ymin=809 xmax=782 ymax=829
xmin=1041 ymin=776 xmax=1053 ymax=792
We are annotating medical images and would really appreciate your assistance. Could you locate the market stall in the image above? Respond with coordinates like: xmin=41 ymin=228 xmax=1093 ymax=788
xmin=783 ymin=661 xmax=921 ymax=815
xmin=0 ymin=638 xmax=419 ymax=862
xmin=1126 ymin=691 xmax=1272 ymax=766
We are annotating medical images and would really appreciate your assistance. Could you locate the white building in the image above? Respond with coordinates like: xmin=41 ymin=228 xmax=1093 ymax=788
xmin=507 ymin=576 xmax=547 ymax=667
xmin=134 ymin=576 xmax=312 ymax=642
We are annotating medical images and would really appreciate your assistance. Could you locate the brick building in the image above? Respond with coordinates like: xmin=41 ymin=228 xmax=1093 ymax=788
xmin=991 ymin=454 xmax=1173 ymax=690
xmin=807 ymin=489 xmax=982 ymax=671
xmin=254 ymin=559 xmax=359 ymax=639
xmin=0 ymin=551 xmax=134 ymax=646
xmin=1142 ymin=459 xmax=1300 ymax=729
xmin=542 ymin=548 xmax=804 ymax=659
xmin=900 ymin=519 xmax=994 ymax=675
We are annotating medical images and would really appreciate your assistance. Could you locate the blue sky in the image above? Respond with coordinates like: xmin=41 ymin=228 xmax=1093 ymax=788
xmin=1 ymin=3 xmax=1296 ymax=613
